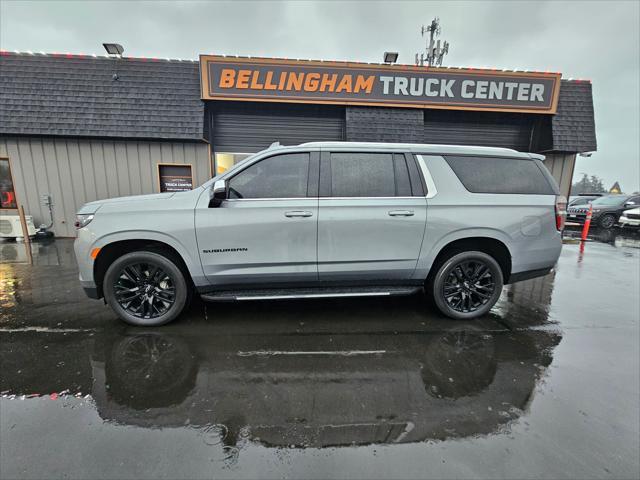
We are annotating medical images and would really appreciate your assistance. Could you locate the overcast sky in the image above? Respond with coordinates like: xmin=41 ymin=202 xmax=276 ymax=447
xmin=2 ymin=0 xmax=639 ymax=192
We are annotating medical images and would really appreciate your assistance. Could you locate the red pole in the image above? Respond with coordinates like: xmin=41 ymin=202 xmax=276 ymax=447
xmin=581 ymin=204 xmax=593 ymax=241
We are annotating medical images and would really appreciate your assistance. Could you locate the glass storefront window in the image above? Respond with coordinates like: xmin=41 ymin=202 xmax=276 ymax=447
xmin=215 ymin=152 xmax=253 ymax=176
xmin=0 ymin=158 xmax=17 ymax=209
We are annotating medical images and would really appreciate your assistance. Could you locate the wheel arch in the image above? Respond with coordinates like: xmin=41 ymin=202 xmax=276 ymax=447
xmin=93 ymin=238 xmax=195 ymax=299
xmin=425 ymin=234 xmax=512 ymax=284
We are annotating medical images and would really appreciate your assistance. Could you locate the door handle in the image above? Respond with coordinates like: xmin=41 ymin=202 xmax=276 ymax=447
xmin=285 ymin=210 xmax=313 ymax=218
xmin=388 ymin=210 xmax=415 ymax=217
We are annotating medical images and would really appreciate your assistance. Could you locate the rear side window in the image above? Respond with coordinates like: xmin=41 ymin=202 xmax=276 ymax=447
xmin=330 ymin=153 xmax=395 ymax=197
xmin=327 ymin=152 xmax=414 ymax=197
xmin=443 ymin=156 xmax=557 ymax=195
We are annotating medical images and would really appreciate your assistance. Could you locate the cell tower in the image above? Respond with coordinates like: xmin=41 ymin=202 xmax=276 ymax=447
xmin=415 ymin=17 xmax=450 ymax=67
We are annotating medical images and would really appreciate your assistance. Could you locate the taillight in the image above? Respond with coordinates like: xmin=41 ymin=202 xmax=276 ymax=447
xmin=555 ymin=195 xmax=567 ymax=231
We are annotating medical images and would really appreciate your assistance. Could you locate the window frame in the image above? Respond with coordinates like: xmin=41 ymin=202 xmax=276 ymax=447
xmin=0 ymin=156 xmax=18 ymax=210
xmin=320 ymin=150 xmax=424 ymax=198
xmin=224 ymin=151 xmax=319 ymax=201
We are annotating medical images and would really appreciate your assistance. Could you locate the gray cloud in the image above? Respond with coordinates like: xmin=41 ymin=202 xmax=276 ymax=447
xmin=2 ymin=0 xmax=638 ymax=191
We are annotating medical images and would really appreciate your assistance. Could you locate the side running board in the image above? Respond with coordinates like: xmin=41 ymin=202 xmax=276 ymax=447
xmin=200 ymin=285 xmax=422 ymax=302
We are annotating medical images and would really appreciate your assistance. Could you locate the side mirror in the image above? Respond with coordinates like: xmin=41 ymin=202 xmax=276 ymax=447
xmin=624 ymin=201 xmax=636 ymax=207
xmin=209 ymin=179 xmax=227 ymax=208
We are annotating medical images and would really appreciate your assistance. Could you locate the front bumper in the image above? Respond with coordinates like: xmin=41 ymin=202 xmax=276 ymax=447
xmin=619 ymin=216 xmax=640 ymax=227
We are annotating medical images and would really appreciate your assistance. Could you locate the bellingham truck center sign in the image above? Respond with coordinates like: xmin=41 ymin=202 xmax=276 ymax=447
xmin=200 ymin=55 xmax=562 ymax=114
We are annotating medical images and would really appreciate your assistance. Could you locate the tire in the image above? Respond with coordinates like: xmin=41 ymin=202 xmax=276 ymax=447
xmin=103 ymin=251 xmax=189 ymax=326
xmin=429 ymin=251 xmax=503 ymax=320
xmin=598 ymin=214 xmax=616 ymax=229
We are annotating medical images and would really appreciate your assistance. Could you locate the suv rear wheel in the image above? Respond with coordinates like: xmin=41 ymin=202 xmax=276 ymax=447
xmin=429 ymin=251 xmax=503 ymax=320
xmin=103 ymin=251 xmax=189 ymax=326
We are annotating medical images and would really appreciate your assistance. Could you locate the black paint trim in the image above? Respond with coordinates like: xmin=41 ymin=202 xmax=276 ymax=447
xmin=507 ymin=267 xmax=553 ymax=284
xmin=196 ymin=278 xmax=424 ymax=294
xmin=82 ymin=286 xmax=101 ymax=299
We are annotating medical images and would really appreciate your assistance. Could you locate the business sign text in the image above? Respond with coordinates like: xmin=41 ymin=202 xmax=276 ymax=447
xmin=200 ymin=56 xmax=561 ymax=114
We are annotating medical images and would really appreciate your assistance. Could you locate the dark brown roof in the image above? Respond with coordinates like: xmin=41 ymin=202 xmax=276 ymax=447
xmin=0 ymin=52 xmax=204 ymax=140
xmin=552 ymin=80 xmax=597 ymax=152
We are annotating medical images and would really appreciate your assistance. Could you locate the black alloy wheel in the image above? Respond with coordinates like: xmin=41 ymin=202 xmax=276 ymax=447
xmin=443 ymin=260 xmax=496 ymax=314
xmin=104 ymin=251 xmax=189 ymax=326
xmin=430 ymin=251 xmax=504 ymax=320
xmin=598 ymin=214 xmax=616 ymax=229
xmin=113 ymin=262 xmax=176 ymax=319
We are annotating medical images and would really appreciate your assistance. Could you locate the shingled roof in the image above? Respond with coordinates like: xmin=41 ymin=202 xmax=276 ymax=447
xmin=0 ymin=52 xmax=204 ymax=140
xmin=0 ymin=51 xmax=596 ymax=153
xmin=552 ymin=80 xmax=597 ymax=153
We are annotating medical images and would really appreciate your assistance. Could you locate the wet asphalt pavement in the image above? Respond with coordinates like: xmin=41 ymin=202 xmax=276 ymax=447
xmin=1 ymin=229 xmax=639 ymax=479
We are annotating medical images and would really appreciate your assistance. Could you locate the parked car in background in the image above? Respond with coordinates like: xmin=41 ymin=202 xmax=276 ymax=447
xmin=567 ymin=194 xmax=640 ymax=229
xmin=568 ymin=194 xmax=602 ymax=207
xmin=74 ymin=142 xmax=564 ymax=326
xmin=618 ymin=207 xmax=640 ymax=228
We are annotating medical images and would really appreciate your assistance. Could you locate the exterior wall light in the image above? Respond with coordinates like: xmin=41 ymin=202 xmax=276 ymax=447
xmin=383 ymin=52 xmax=399 ymax=64
xmin=102 ymin=43 xmax=124 ymax=57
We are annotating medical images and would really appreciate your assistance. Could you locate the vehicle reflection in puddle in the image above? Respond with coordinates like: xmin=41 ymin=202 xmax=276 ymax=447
xmin=1 ymin=276 xmax=561 ymax=460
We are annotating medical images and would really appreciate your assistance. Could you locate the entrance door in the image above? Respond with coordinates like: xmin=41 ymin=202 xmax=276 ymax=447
xmin=195 ymin=151 xmax=319 ymax=287
xmin=317 ymin=151 xmax=427 ymax=281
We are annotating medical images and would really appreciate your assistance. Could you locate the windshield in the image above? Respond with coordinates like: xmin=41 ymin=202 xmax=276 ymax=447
xmin=570 ymin=197 xmax=592 ymax=206
xmin=591 ymin=196 xmax=626 ymax=206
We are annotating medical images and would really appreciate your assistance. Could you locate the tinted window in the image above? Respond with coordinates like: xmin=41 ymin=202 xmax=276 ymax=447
xmin=228 ymin=153 xmax=309 ymax=199
xmin=330 ymin=153 xmax=395 ymax=197
xmin=444 ymin=156 xmax=556 ymax=195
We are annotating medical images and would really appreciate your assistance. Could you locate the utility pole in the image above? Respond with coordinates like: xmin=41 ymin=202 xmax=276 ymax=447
xmin=415 ymin=17 xmax=450 ymax=67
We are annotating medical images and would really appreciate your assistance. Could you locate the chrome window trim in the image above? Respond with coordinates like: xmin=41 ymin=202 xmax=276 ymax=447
xmin=224 ymin=197 xmax=314 ymax=202
xmin=225 ymin=196 xmax=420 ymax=202
xmin=319 ymin=196 xmax=419 ymax=200
xmin=415 ymin=155 xmax=438 ymax=199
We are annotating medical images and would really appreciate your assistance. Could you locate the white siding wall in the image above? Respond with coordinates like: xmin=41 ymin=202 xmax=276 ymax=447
xmin=0 ymin=137 xmax=211 ymax=237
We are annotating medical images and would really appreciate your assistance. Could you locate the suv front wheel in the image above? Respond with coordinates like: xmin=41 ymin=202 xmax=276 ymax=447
xmin=103 ymin=251 xmax=189 ymax=326
xmin=429 ymin=251 xmax=503 ymax=320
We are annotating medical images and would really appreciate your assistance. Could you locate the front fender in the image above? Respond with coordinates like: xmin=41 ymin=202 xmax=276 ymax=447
xmin=91 ymin=230 xmax=206 ymax=285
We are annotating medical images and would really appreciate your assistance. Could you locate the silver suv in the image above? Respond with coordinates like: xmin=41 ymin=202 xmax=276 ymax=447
xmin=74 ymin=142 xmax=565 ymax=326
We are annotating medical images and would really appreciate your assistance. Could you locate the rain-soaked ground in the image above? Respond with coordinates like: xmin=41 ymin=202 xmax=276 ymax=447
xmin=0 ymin=228 xmax=639 ymax=479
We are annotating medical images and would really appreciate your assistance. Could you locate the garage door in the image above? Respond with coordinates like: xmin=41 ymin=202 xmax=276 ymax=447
xmin=208 ymin=101 xmax=346 ymax=152
xmin=424 ymin=110 xmax=536 ymax=151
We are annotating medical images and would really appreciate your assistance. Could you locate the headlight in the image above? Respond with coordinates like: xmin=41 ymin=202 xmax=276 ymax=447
xmin=74 ymin=214 xmax=94 ymax=229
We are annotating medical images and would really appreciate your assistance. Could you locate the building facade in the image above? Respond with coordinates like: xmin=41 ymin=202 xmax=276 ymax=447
xmin=0 ymin=51 xmax=596 ymax=237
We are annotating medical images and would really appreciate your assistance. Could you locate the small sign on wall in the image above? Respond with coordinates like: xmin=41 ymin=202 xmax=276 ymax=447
xmin=158 ymin=164 xmax=193 ymax=192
